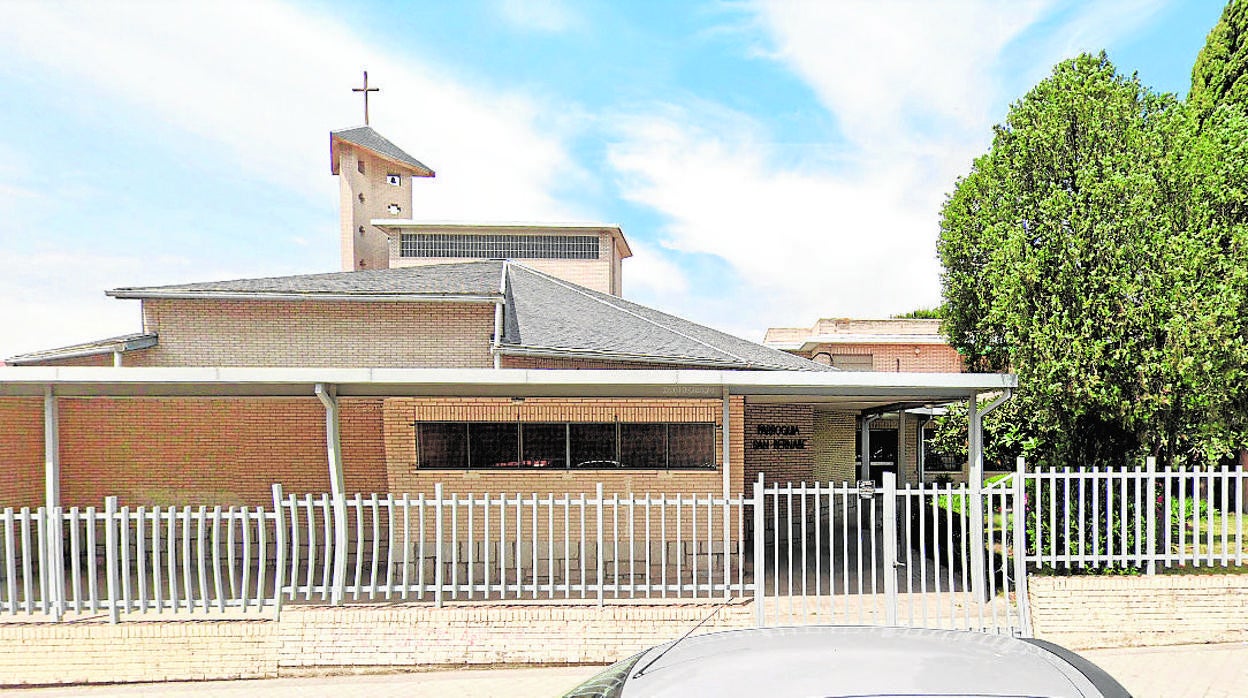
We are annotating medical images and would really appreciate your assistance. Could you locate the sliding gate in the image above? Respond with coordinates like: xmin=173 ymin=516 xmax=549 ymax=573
xmin=752 ymin=472 xmax=1030 ymax=636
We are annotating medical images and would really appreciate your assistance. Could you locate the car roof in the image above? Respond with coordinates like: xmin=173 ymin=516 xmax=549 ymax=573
xmin=623 ymin=625 xmax=1101 ymax=698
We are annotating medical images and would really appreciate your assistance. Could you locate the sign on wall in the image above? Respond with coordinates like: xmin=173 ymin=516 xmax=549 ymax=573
xmin=751 ymin=423 xmax=808 ymax=450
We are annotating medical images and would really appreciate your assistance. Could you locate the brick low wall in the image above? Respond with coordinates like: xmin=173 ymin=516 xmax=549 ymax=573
xmin=279 ymin=602 xmax=754 ymax=669
xmin=5 ymin=574 xmax=1248 ymax=686
xmin=1029 ymin=574 xmax=1248 ymax=649
xmin=0 ymin=620 xmax=278 ymax=686
xmin=0 ymin=601 xmax=753 ymax=686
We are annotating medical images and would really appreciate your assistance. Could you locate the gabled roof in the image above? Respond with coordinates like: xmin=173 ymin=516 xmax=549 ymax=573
xmin=70 ymin=261 xmax=829 ymax=372
xmin=330 ymin=126 xmax=435 ymax=177
xmin=6 ymin=333 xmax=157 ymax=366
xmin=106 ymin=261 xmax=504 ymax=302
xmin=501 ymin=264 xmax=831 ymax=371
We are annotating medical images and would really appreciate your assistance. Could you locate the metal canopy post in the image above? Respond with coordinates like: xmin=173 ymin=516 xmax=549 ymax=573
xmin=967 ymin=389 xmax=1012 ymax=612
xmin=315 ymin=383 xmax=348 ymax=605
xmin=896 ymin=411 xmax=907 ymax=487
xmin=43 ymin=386 xmax=64 ymax=619
xmin=722 ymin=387 xmax=732 ymax=599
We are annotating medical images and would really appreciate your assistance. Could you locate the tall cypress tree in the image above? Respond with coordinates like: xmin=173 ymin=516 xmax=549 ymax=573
xmin=1190 ymin=0 xmax=1248 ymax=120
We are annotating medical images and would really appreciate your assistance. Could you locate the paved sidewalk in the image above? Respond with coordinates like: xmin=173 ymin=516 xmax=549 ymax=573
xmin=1082 ymin=642 xmax=1248 ymax=698
xmin=4 ymin=642 xmax=1247 ymax=697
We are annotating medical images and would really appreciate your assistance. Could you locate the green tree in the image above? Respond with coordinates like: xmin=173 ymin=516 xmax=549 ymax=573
xmin=1190 ymin=0 xmax=1248 ymax=122
xmin=936 ymin=52 xmax=1248 ymax=469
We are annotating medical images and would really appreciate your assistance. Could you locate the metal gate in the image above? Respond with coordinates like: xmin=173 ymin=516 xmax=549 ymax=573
xmin=752 ymin=471 xmax=1030 ymax=636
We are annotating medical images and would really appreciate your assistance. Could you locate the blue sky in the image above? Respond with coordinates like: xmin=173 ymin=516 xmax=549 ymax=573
xmin=0 ymin=0 xmax=1229 ymax=360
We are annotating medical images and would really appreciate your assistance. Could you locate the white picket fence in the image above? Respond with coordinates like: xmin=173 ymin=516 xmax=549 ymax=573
xmin=276 ymin=484 xmax=751 ymax=605
xmin=1 ymin=462 xmax=1244 ymax=624
xmin=753 ymin=473 xmax=1030 ymax=636
xmin=1024 ymin=459 xmax=1246 ymax=572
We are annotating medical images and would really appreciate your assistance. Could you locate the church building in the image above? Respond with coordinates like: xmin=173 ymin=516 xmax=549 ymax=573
xmin=0 ymin=121 xmax=1007 ymax=512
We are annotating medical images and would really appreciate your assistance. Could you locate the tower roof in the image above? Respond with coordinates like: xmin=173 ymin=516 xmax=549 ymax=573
xmin=330 ymin=126 xmax=435 ymax=177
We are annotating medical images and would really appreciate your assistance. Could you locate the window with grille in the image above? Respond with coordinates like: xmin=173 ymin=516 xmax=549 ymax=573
xmin=399 ymin=233 xmax=599 ymax=259
xmin=416 ymin=421 xmax=715 ymax=469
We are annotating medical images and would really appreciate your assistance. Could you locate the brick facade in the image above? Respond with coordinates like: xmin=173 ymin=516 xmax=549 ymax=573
xmin=391 ymin=231 xmax=622 ymax=296
xmin=133 ymin=299 xmax=495 ymax=368
xmin=383 ymin=397 xmax=746 ymax=499
xmin=54 ymin=398 xmax=387 ymax=507
xmin=743 ymin=403 xmax=815 ymax=486
xmin=808 ymin=342 xmax=963 ymax=373
xmin=0 ymin=398 xmax=44 ymax=508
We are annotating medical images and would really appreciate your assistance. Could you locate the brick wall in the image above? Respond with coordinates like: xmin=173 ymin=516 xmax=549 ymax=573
xmin=278 ymin=602 xmax=754 ymax=668
xmin=1029 ymin=574 xmax=1248 ymax=649
xmin=0 ymin=621 xmax=278 ymax=685
xmin=743 ymin=403 xmax=815 ymax=486
xmin=134 ymin=299 xmax=494 ymax=367
xmin=808 ymin=342 xmax=963 ymax=373
xmin=0 ymin=398 xmax=44 ymax=507
xmin=383 ymin=397 xmax=746 ymax=499
xmin=0 ymin=602 xmax=754 ymax=685
xmin=390 ymin=231 xmax=619 ymax=295
xmin=55 ymin=397 xmax=387 ymax=507
xmin=813 ymin=410 xmax=855 ymax=483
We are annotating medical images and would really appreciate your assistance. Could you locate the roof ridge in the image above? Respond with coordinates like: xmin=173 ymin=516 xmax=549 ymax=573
xmin=506 ymin=263 xmax=755 ymax=366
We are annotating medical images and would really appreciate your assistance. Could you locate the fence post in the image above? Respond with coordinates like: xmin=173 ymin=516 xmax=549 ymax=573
xmin=104 ymin=496 xmax=119 ymax=624
xmin=882 ymin=471 xmax=898 ymax=626
xmin=1013 ymin=457 xmax=1032 ymax=637
xmin=753 ymin=473 xmax=765 ymax=627
xmin=271 ymin=484 xmax=286 ymax=619
xmin=1146 ymin=457 xmax=1157 ymax=576
xmin=434 ymin=483 xmax=444 ymax=608
xmin=596 ymin=483 xmax=605 ymax=607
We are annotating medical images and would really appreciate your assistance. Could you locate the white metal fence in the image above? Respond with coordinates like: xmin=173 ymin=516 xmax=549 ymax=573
xmin=752 ymin=471 xmax=1030 ymax=636
xmin=2 ymin=462 xmax=1244 ymax=626
xmin=1023 ymin=458 xmax=1246 ymax=572
xmin=276 ymin=484 xmax=751 ymax=605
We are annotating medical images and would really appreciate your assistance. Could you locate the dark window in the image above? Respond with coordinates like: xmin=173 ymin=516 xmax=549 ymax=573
xmin=399 ymin=233 xmax=600 ymax=259
xmin=669 ymin=423 xmax=715 ymax=468
xmin=522 ymin=423 xmax=567 ymax=469
xmin=417 ymin=423 xmax=467 ymax=469
xmin=620 ymin=424 xmax=666 ymax=469
xmin=855 ymin=428 xmax=898 ymax=465
xmin=468 ymin=423 xmax=519 ymax=468
xmin=416 ymin=421 xmax=716 ymax=470
xmin=570 ymin=423 xmax=617 ymax=468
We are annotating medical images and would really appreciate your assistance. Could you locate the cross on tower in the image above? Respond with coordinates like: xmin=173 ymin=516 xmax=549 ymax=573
xmin=352 ymin=71 xmax=380 ymax=126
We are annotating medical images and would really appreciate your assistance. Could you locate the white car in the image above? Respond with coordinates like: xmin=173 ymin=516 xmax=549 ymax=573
xmin=562 ymin=625 xmax=1130 ymax=697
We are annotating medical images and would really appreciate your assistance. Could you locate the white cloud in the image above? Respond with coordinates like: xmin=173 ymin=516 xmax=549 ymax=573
xmin=622 ymin=240 xmax=690 ymax=298
xmin=608 ymin=110 xmax=939 ymax=334
xmin=0 ymin=1 xmax=581 ymax=221
xmin=605 ymin=0 xmax=1176 ymax=339
xmin=498 ymin=0 xmax=581 ymax=33
xmin=0 ymin=0 xmax=591 ymax=358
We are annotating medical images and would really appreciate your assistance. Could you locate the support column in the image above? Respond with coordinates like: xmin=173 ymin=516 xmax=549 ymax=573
xmin=967 ymin=392 xmax=987 ymax=611
xmin=44 ymin=386 xmax=60 ymax=510
xmin=896 ymin=411 xmax=908 ymax=487
xmin=721 ymin=388 xmax=732 ymax=599
xmin=43 ymin=386 xmax=64 ymax=619
xmin=315 ymin=383 xmax=348 ymax=605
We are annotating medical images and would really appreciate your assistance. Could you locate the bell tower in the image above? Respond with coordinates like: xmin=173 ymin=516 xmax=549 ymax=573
xmin=330 ymin=73 xmax=435 ymax=271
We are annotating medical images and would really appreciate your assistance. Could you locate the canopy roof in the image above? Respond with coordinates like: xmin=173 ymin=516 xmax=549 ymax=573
xmin=0 ymin=367 xmax=1015 ymax=412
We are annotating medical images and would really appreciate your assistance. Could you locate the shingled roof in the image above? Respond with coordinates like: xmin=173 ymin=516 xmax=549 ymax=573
xmin=330 ymin=126 xmax=435 ymax=177
xmin=90 ymin=260 xmax=829 ymax=371
xmin=107 ymin=261 xmax=504 ymax=300
xmin=501 ymin=265 xmax=828 ymax=370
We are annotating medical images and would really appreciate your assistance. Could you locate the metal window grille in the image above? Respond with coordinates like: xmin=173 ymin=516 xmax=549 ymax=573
xmin=399 ymin=234 xmax=599 ymax=259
